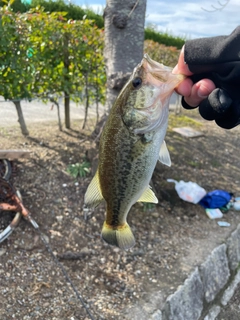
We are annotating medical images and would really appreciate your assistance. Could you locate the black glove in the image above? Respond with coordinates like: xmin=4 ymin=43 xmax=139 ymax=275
xmin=182 ymin=62 xmax=240 ymax=129
xmin=182 ymin=26 xmax=240 ymax=129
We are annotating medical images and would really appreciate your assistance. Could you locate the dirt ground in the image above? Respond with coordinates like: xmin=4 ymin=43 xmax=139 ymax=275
xmin=1 ymin=109 xmax=240 ymax=320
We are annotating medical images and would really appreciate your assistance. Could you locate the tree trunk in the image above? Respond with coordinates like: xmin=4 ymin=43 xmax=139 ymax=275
xmin=104 ymin=0 xmax=147 ymax=111
xmin=63 ymin=33 xmax=71 ymax=129
xmin=13 ymin=100 xmax=29 ymax=136
xmin=64 ymin=93 xmax=70 ymax=129
xmin=95 ymin=76 xmax=100 ymax=124
xmin=49 ymin=96 xmax=62 ymax=131
xmin=82 ymin=74 xmax=89 ymax=129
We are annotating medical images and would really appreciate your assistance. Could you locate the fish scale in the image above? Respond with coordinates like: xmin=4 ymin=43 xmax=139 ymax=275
xmin=84 ymin=54 xmax=185 ymax=250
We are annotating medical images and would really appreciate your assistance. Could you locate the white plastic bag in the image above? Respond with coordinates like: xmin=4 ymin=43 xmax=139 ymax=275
xmin=167 ymin=179 xmax=207 ymax=204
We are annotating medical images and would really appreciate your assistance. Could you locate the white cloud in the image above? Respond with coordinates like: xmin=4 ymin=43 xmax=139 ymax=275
xmin=75 ymin=0 xmax=240 ymax=38
xmin=146 ymin=0 xmax=240 ymax=38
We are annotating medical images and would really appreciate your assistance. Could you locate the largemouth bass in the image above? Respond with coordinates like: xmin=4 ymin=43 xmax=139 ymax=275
xmin=84 ymin=54 xmax=184 ymax=250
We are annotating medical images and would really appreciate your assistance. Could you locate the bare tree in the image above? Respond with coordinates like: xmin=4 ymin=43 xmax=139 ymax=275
xmin=104 ymin=0 xmax=147 ymax=111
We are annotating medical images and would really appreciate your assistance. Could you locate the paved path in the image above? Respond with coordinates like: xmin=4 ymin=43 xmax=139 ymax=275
xmin=0 ymin=93 xmax=180 ymax=127
xmin=0 ymin=97 xmax=107 ymax=127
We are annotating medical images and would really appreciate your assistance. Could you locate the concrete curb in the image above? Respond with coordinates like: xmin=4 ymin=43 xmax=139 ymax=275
xmin=128 ymin=224 xmax=240 ymax=320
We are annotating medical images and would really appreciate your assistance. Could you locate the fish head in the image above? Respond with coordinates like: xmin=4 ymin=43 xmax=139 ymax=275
xmin=121 ymin=53 xmax=185 ymax=134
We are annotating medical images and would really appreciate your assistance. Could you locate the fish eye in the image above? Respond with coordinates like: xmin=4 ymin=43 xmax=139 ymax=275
xmin=132 ymin=77 xmax=142 ymax=89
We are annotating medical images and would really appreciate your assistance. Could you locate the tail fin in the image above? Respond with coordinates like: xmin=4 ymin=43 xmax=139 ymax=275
xmin=101 ymin=221 xmax=135 ymax=250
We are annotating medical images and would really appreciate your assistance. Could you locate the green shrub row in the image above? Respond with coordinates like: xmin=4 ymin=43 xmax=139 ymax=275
xmin=30 ymin=0 xmax=104 ymax=28
xmin=0 ymin=0 xmax=185 ymax=48
xmin=145 ymin=28 xmax=185 ymax=50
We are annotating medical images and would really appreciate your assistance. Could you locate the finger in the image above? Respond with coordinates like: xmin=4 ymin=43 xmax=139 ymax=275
xmin=172 ymin=46 xmax=193 ymax=76
xmin=175 ymin=77 xmax=193 ymax=96
xmin=199 ymin=89 xmax=233 ymax=121
xmin=184 ymin=79 xmax=216 ymax=107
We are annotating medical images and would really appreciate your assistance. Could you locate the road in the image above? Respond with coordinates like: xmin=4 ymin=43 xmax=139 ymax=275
xmin=0 ymin=93 xmax=180 ymax=127
xmin=0 ymin=96 xmax=107 ymax=127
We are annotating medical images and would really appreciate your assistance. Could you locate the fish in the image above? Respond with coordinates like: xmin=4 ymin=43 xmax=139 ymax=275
xmin=84 ymin=54 xmax=184 ymax=250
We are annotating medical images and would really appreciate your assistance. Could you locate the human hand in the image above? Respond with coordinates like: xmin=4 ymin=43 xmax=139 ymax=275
xmin=173 ymin=46 xmax=240 ymax=129
xmin=172 ymin=46 xmax=216 ymax=108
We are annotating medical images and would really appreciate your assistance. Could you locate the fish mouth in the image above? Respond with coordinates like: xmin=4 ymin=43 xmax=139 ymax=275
xmin=142 ymin=53 xmax=185 ymax=84
xmin=142 ymin=53 xmax=173 ymax=82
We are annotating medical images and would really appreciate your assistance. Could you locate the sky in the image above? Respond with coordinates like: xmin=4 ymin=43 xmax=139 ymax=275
xmin=73 ymin=0 xmax=239 ymax=39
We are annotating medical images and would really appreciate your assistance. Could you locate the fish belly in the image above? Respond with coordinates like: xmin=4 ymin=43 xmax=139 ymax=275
xmin=99 ymin=119 xmax=163 ymax=224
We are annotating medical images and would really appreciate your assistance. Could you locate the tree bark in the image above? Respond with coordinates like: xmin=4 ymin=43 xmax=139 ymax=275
xmin=64 ymin=93 xmax=70 ymax=129
xmin=49 ymin=96 xmax=62 ymax=131
xmin=13 ymin=100 xmax=29 ymax=136
xmin=104 ymin=0 xmax=147 ymax=111
xmin=64 ymin=33 xmax=71 ymax=129
xmin=82 ymin=74 xmax=89 ymax=129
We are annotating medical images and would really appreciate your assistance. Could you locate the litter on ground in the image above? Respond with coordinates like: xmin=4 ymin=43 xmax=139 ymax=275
xmin=217 ymin=221 xmax=231 ymax=227
xmin=172 ymin=127 xmax=204 ymax=138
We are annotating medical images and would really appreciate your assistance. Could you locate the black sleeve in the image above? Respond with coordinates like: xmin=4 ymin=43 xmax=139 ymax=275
xmin=181 ymin=26 xmax=240 ymax=129
xmin=184 ymin=26 xmax=240 ymax=69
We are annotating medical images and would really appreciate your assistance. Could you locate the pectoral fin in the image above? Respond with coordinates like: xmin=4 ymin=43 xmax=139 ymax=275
xmin=159 ymin=140 xmax=171 ymax=167
xmin=137 ymin=186 xmax=158 ymax=204
xmin=84 ymin=170 xmax=104 ymax=208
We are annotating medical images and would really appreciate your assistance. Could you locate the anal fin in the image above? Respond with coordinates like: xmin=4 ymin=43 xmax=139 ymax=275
xmin=137 ymin=186 xmax=158 ymax=204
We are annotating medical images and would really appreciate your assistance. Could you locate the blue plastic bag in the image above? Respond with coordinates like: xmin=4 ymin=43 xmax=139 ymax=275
xmin=198 ymin=190 xmax=232 ymax=209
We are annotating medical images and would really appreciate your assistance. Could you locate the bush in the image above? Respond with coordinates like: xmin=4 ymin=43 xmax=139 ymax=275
xmin=1 ymin=0 xmax=186 ymax=48
xmin=144 ymin=40 xmax=180 ymax=67
xmin=0 ymin=0 xmax=29 ymax=12
xmin=30 ymin=0 xmax=104 ymax=28
xmin=145 ymin=28 xmax=185 ymax=49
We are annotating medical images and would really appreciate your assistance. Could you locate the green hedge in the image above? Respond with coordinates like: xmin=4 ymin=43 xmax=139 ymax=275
xmin=145 ymin=28 xmax=185 ymax=49
xmin=1 ymin=0 xmax=186 ymax=48
xmin=0 ymin=0 xmax=29 ymax=12
xmin=30 ymin=0 xmax=104 ymax=28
